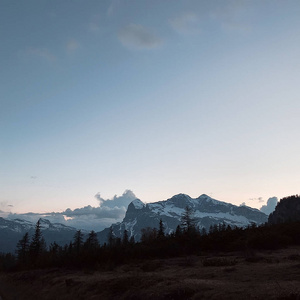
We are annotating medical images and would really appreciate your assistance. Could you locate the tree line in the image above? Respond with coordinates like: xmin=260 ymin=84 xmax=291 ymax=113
xmin=1 ymin=195 xmax=300 ymax=271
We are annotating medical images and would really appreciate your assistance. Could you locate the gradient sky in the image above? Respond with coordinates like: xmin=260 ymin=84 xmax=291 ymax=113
xmin=1 ymin=0 xmax=300 ymax=217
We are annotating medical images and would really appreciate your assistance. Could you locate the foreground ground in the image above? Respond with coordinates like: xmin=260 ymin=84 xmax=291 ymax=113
xmin=0 ymin=246 xmax=300 ymax=300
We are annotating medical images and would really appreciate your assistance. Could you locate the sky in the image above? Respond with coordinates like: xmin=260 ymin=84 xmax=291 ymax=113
xmin=1 ymin=0 xmax=300 ymax=230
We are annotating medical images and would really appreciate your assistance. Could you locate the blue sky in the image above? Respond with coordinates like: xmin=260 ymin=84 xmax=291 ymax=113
xmin=1 ymin=1 xmax=300 ymax=224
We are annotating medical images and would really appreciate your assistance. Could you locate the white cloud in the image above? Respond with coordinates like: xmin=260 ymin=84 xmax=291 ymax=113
xmin=6 ymin=190 xmax=138 ymax=231
xmin=260 ymin=197 xmax=278 ymax=215
xmin=118 ymin=24 xmax=162 ymax=50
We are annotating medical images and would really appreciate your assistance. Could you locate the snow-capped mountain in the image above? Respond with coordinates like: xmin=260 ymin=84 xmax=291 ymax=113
xmin=0 ymin=217 xmax=78 ymax=253
xmin=97 ymin=194 xmax=268 ymax=243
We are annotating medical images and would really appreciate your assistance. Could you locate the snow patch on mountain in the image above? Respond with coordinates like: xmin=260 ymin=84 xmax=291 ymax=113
xmin=131 ymin=199 xmax=145 ymax=209
xmin=97 ymin=193 xmax=268 ymax=244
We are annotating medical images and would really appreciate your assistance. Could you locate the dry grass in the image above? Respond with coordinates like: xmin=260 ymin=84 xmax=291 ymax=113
xmin=1 ymin=246 xmax=300 ymax=299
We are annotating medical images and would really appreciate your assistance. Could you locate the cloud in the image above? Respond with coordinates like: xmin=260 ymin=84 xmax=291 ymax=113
xmin=0 ymin=201 xmax=13 ymax=210
xmin=210 ymin=0 xmax=250 ymax=33
xmin=88 ymin=14 xmax=102 ymax=32
xmin=118 ymin=24 xmax=162 ymax=50
xmin=107 ymin=0 xmax=120 ymax=17
xmin=95 ymin=189 xmax=137 ymax=208
xmin=169 ymin=12 xmax=201 ymax=35
xmin=66 ymin=39 xmax=80 ymax=52
xmin=6 ymin=190 xmax=138 ymax=232
xmin=63 ymin=205 xmax=126 ymax=219
xmin=260 ymin=197 xmax=278 ymax=215
xmin=25 ymin=47 xmax=56 ymax=62
xmin=249 ymin=197 xmax=264 ymax=203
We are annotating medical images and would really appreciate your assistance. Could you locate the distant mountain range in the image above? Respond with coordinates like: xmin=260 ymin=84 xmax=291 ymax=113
xmin=0 ymin=194 xmax=268 ymax=253
xmin=97 ymin=194 xmax=268 ymax=243
xmin=0 ymin=217 xmax=79 ymax=254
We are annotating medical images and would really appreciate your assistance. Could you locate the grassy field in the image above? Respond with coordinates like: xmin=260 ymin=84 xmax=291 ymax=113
xmin=1 ymin=246 xmax=300 ymax=299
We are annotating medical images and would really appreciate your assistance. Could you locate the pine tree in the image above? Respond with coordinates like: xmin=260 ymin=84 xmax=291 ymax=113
xmin=181 ymin=206 xmax=196 ymax=233
xmin=73 ymin=230 xmax=84 ymax=254
xmin=107 ymin=226 xmax=115 ymax=247
xmin=122 ymin=229 xmax=129 ymax=246
xmin=16 ymin=232 xmax=30 ymax=263
xmin=84 ymin=230 xmax=99 ymax=250
xmin=29 ymin=220 xmax=46 ymax=259
xmin=158 ymin=219 xmax=165 ymax=238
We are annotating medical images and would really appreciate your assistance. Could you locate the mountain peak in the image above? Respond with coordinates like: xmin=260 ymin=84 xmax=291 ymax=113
xmin=130 ymin=199 xmax=145 ymax=210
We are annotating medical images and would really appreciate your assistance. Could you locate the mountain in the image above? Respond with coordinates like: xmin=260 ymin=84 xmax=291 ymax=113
xmin=0 ymin=217 xmax=79 ymax=253
xmin=268 ymin=195 xmax=300 ymax=224
xmin=97 ymin=194 xmax=268 ymax=243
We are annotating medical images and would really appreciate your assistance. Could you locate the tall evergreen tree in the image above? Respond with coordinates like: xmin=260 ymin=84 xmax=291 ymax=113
xmin=122 ymin=229 xmax=129 ymax=246
xmin=29 ymin=220 xmax=46 ymax=259
xmin=158 ymin=219 xmax=165 ymax=238
xmin=16 ymin=232 xmax=30 ymax=263
xmin=84 ymin=230 xmax=99 ymax=250
xmin=73 ymin=230 xmax=84 ymax=254
xmin=107 ymin=226 xmax=115 ymax=247
xmin=181 ymin=206 xmax=196 ymax=233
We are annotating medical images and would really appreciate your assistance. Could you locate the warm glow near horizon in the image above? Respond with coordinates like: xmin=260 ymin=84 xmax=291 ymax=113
xmin=1 ymin=1 xmax=300 ymax=230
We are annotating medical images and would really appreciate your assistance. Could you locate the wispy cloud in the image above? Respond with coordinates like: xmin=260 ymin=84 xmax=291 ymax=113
xmin=169 ymin=12 xmax=201 ymax=35
xmin=249 ymin=197 xmax=264 ymax=203
xmin=118 ymin=24 xmax=162 ymax=50
xmin=210 ymin=0 xmax=251 ymax=33
xmin=25 ymin=47 xmax=56 ymax=62
xmin=66 ymin=39 xmax=80 ymax=52
xmin=107 ymin=0 xmax=121 ymax=17
xmin=88 ymin=14 xmax=101 ymax=32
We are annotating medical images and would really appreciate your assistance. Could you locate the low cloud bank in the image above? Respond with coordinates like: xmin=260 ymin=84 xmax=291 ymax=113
xmin=260 ymin=197 xmax=278 ymax=215
xmin=7 ymin=190 xmax=137 ymax=232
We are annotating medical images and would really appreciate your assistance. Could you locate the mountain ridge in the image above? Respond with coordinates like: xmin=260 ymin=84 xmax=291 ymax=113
xmin=96 ymin=193 xmax=268 ymax=243
xmin=0 ymin=217 xmax=79 ymax=253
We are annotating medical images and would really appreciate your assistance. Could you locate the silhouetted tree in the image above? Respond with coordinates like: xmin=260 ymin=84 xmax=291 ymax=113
xmin=122 ymin=229 xmax=129 ymax=246
xmin=158 ymin=219 xmax=165 ymax=238
xmin=29 ymin=220 xmax=46 ymax=259
xmin=181 ymin=206 xmax=196 ymax=233
xmin=129 ymin=235 xmax=135 ymax=245
xmin=73 ymin=230 xmax=84 ymax=254
xmin=141 ymin=227 xmax=157 ymax=243
xmin=108 ymin=226 xmax=115 ymax=247
xmin=175 ymin=225 xmax=182 ymax=238
xmin=16 ymin=232 xmax=30 ymax=263
xmin=84 ymin=230 xmax=99 ymax=250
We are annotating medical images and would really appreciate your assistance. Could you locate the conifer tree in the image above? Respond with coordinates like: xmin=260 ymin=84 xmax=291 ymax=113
xmin=158 ymin=219 xmax=165 ymax=238
xmin=181 ymin=206 xmax=196 ymax=233
xmin=29 ymin=220 xmax=46 ymax=259
xmin=107 ymin=226 xmax=115 ymax=247
xmin=73 ymin=230 xmax=84 ymax=254
xmin=16 ymin=232 xmax=30 ymax=263
xmin=122 ymin=229 xmax=129 ymax=246
xmin=84 ymin=230 xmax=99 ymax=250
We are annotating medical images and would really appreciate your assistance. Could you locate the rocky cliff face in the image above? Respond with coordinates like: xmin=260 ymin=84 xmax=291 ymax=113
xmin=97 ymin=194 xmax=268 ymax=243
xmin=268 ymin=195 xmax=300 ymax=224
